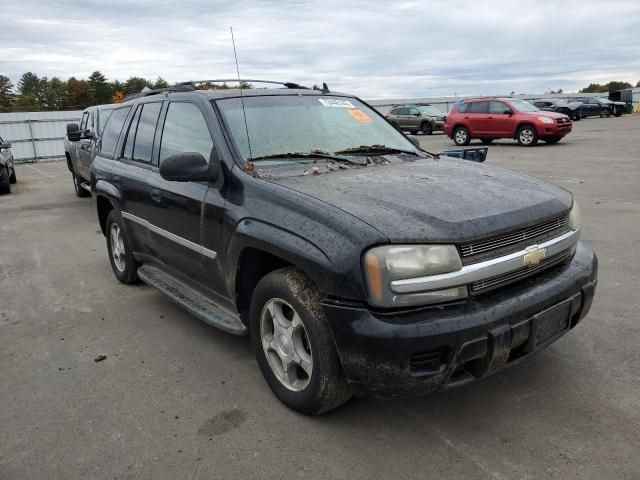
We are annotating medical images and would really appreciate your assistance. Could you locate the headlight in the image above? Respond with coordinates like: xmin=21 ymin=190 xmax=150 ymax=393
xmin=538 ymin=116 xmax=554 ymax=124
xmin=569 ymin=201 xmax=581 ymax=230
xmin=363 ymin=245 xmax=466 ymax=307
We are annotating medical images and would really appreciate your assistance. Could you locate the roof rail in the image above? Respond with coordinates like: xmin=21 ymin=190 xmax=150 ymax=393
xmin=125 ymin=84 xmax=195 ymax=101
xmin=177 ymin=79 xmax=309 ymax=89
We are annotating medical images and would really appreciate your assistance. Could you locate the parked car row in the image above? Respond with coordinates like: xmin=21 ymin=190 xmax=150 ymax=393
xmin=60 ymin=80 xmax=596 ymax=415
xmin=532 ymin=97 xmax=626 ymax=119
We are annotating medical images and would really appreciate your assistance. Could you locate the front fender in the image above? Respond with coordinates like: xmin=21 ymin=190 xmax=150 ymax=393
xmin=224 ymin=219 xmax=341 ymax=299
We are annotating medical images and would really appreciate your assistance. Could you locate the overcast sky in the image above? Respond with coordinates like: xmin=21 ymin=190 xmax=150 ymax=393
xmin=2 ymin=0 xmax=639 ymax=99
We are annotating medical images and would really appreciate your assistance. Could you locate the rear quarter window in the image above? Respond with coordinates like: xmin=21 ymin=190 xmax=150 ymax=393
xmin=457 ymin=102 xmax=469 ymax=113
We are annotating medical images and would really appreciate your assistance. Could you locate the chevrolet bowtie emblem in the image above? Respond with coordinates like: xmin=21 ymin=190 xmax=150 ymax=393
xmin=523 ymin=245 xmax=547 ymax=267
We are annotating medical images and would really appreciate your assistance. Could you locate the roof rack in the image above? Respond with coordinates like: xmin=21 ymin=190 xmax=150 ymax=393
xmin=177 ymin=79 xmax=309 ymax=89
xmin=125 ymin=79 xmax=311 ymax=102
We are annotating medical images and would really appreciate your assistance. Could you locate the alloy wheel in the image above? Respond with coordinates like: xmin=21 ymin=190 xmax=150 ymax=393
xmin=110 ymin=223 xmax=126 ymax=272
xmin=519 ymin=128 xmax=534 ymax=145
xmin=260 ymin=298 xmax=313 ymax=392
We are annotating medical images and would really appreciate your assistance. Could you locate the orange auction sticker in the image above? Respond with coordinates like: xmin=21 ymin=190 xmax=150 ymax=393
xmin=347 ymin=109 xmax=373 ymax=123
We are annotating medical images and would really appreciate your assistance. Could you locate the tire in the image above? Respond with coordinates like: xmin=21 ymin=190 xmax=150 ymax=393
xmin=516 ymin=125 xmax=538 ymax=146
xmin=453 ymin=126 xmax=470 ymax=146
xmin=105 ymin=210 xmax=139 ymax=284
xmin=72 ymin=170 xmax=90 ymax=198
xmin=410 ymin=130 xmax=419 ymax=135
xmin=9 ymin=168 xmax=16 ymax=184
xmin=545 ymin=137 xmax=562 ymax=144
xmin=613 ymin=106 xmax=622 ymax=117
xmin=421 ymin=122 xmax=433 ymax=135
xmin=571 ymin=111 xmax=581 ymax=121
xmin=0 ymin=167 xmax=10 ymax=194
xmin=480 ymin=138 xmax=494 ymax=145
xmin=250 ymin=267 xmax=351 ymax=415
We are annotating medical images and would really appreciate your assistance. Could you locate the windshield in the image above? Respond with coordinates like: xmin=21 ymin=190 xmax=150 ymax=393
xmin=418 ymin=105 xmax=442 ymax=116
xmin=509 ymin=100 xmax=540 ymax=112
xmin=216 ymin=95 xmax=417 ymax=162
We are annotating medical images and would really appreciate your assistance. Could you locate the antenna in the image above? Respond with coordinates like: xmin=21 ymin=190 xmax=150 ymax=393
xmin=230 ymin=26 xmax=253 ymax=160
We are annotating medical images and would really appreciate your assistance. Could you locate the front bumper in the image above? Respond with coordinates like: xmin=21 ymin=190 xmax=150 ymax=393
xmin=537 ymin=122 xmax=572 ymax=137
xmin=323 ymin=241 xmax=597 ymax=398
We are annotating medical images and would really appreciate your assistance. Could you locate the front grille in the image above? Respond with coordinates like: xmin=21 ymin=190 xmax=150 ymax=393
xmin=459 ymin=215 xmax=568 ymax=257
xmin=555 ymin=117 xmax=571 ymax=124
xmin=470 ymin=248 xmax=573 ymax=293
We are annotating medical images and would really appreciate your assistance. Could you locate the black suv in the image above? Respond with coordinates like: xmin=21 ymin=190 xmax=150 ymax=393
xmin=92 ymin=81 xmax=597 ymax=415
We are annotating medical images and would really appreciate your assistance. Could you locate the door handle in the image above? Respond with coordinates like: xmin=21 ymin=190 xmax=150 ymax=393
xmin=488 ymin=116 xmax=494 ymax=119
xmin=150 ymin=189 xmax=162 ymax=204
xmin=464 ymin=116 xmax=469 ymax=119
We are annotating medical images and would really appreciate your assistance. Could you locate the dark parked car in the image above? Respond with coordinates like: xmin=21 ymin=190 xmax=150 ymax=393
xmin=566 ymin=97 xmax=624 ymax=117
xmin=531 ymin=99 xmax=583 ymax=121
xmin=0 ymin=135 xmax=16 ymax=194
xmin=386 ymin=104 xmax=446 ymax=134
xmin=444 ymin=97 xmax=572 ymax=146
xmin=65 ymin=104 xmax=115 ymax=197
xmin=91 ymin=81 xmax=597 ymax=415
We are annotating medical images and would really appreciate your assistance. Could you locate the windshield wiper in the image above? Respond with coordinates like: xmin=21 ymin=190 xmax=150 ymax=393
xmin=334 ymin=145 xmax=423 ymax=156
xmin=248 ymin=150 xmax=363 ymax=165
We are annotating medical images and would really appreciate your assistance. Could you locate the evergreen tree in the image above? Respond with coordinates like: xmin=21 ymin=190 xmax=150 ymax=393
xmin=0 ymin=75 xmax=14 ymax=112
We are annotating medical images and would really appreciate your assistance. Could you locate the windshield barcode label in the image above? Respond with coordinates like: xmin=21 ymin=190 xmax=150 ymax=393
xmin=318 ymin=99 xmax=355 ymax=108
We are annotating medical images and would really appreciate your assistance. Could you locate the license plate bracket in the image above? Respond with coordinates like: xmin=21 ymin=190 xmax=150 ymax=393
xmin=525 ymin=299 xmax=573 ymax=352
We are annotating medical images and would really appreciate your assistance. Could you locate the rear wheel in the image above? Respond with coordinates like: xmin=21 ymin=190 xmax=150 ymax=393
xmin=105 ymin=210 xmax=139 ymax=284
xmin=250 ymin=267 xmax=351 ymax=415
xmin=72 ymin=170 xmax=91 ymax=198
xmin=453 ymin=126 xmax=470 ymax=146
xmin=480 ymin=138 xmax=494 ymax=145
xmin=517 ymin=125 xmax=538 ymax=146
xmin=545 ymin=137 xmax=562 ymax=144
xmin=0 ymin=167 xmax=11 ymax=194
xmin=421 ymin=122 xmax=433 ymax=135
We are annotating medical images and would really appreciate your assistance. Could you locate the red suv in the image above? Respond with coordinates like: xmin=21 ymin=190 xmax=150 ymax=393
xmin=444 ymin=98 xmax=572 ymax=146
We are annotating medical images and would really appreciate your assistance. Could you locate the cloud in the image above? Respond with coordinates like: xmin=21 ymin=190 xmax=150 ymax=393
xmin=1 ymin=0 xmax=639 ymax=98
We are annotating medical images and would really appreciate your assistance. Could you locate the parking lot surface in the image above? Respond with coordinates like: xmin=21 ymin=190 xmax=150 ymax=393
xmin=1 ymin=116 xmax=639 ymax=479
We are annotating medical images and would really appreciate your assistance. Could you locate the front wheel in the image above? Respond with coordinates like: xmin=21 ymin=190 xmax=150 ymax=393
xmin=0 ymin=167 xmax=11 ymax=194
xmin=9 ymin=168 xmax=16 ymax=184
xmin=421 ymin=122 xmax=433 ymax=135
xmin=250 ymin=267 xmax=351 ymax=415
xmin=517 ymin=125 xmax=538 ymax=146
xmin=72 ymin=171 xmax=91 ymax=198
xmin=453 ymin=126 xmax=471 ymax=146
xmin=105 ymin=210 xmax=139 ymax=284
xmin=571 ymin=111 xmax=581 ymax=121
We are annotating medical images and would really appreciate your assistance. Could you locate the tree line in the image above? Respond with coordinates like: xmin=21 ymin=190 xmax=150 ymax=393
xmin=580 ymin=80 xmax=639 ymax=93
xmin=0 ymin=72 xmax=251 ymax=113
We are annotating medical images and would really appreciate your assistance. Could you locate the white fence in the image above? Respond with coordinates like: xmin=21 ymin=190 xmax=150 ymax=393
xmin=0 ymin=111 xmax=82 ymax=163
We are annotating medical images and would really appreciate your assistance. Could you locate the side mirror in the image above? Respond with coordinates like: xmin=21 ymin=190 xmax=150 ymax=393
xmin=503 ymin=109 xmax=513 ymax=115
xmin=414 ymin=112 xmax=421 ymax=117
xmin=67 ymin=123 xmax=81 ymax=142
xmin=407 ymin=135 xmax=420 ymax=148
xmin=160 ymin=152 xmax=216 ymax=182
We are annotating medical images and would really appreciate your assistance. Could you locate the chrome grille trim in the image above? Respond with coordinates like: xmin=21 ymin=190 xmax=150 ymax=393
xmin=459 ymin=215 xmax=568 ymax=257
xmin=391 ymin=228 xmax=580 ymax=294
xmin=471 ymin=249 xmax=573 ymax=293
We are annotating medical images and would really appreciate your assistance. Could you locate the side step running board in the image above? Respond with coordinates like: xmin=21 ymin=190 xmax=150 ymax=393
xmin=80 ymin=182 xmax=91 ymax=192
xmin=137 ymin=264 xmax=248 ymax=336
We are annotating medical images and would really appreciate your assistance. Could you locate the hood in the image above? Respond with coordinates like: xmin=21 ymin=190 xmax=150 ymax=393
xmin=521 ymin=111 xmax=567 ymax=119
xmin=269 ymin=158 xmax=572 ymax=243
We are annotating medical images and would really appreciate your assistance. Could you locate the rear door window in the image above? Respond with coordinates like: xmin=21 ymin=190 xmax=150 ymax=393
xmin=121 ymin=102 xmax=162 ymax=163
xmin=457 ymin=102 xmax=469 ymax=113
xmin=159 ymin=102 xmax=213 ymax=163
xmin=122 ymin=105 xmax=142 ymax=160
xmin=469 ymin=102 xmax=489 ymax=113
xmin=100 ymin=106 xmax=132 ymax=158
xmin=409 ymin=107 xmax=419 ymax=115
